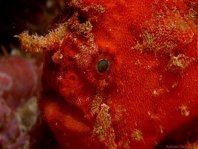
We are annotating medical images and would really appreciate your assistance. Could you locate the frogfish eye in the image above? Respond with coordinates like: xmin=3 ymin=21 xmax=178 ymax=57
xmin=97 ymin=59 xmax=110 ymax=73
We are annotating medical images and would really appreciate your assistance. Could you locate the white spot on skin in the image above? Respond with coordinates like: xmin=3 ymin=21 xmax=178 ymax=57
xmin=171 ymin=82 xmax=178 ymax=88
xmin=159 ymin=125 xmax=164 ymax=134
xmin=152 ymin=88 xmax=166 ymax=97
xmin=59 ymin=54 xmax=63 ymax=59
xmin=52 ymin=50 xmax=64 ymax=63
xmin=57 ymin=75 xmax=63 ymax=81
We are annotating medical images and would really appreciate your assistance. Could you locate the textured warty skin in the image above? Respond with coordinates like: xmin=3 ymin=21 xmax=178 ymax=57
xmin=19 ymin=0 xmax=198 ymax=148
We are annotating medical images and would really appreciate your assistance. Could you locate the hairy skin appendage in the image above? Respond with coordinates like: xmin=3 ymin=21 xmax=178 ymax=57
xmin=18 ymin=0 xmax=198 ymax=148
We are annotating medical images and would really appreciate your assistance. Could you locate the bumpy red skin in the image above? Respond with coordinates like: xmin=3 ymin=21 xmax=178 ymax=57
xmin=41 ymin=0 xmax=198 ymax=148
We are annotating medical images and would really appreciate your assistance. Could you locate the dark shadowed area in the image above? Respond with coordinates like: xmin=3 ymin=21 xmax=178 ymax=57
xmin=0 ymin=0 xmax=64 ymax=148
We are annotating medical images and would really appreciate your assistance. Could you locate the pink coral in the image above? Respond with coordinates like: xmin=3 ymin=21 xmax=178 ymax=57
xmin=0 ymin=56 xmax=40 ymax=149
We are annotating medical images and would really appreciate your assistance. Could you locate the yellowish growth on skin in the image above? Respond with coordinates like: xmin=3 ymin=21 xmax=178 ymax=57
xmin=91 ymin=94 xmax=103 ymax=116
xmin=93 ymin=103 xmax=117 ymax=149
xmin=132 ymin=6 xmax=195 ymax=54
xmin=163 ymin=9 xmax=194 ymax=44
xmin=131 ymin=129 xmax=143 ymax=142
xmin=132 ymin=41 xmax=144 ymax=53
xmin=17 ymin=23 xmax=68 ymax=53
xmin=142 ymin=31 xmax=156 ymax=50
xmin=167 ymin=54 xmax=192 ymax=72
xmin=81 ymin=3 xmax=106 ymax=13
xmin=92 ymin=4 xmax=106 ymax=13
xmin=74 ymin=35 xmax=97 ymax=68
xmin=78 ymin=21 xmax=93 ymax=35
xmin=178 ymin=105 xmax=190 ymax=117
xmin=72 ymin=21 xmax=97 ymax=68
xmin=69 ymin=0 xmax=105 ymax=14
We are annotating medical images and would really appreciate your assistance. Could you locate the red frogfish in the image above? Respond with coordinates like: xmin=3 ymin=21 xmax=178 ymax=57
xmin=18 ymin=0 xmax=198 ymax=148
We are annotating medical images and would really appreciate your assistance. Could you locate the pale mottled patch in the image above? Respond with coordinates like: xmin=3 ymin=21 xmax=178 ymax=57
xmin=131 ymin=129 xmax=143 ymax=142
xmin=167 ymin=54 xmax=192 ymax=72
xmin=91 ymin=94 xmax=103 ymax=116
xmin=132 ymin=4 xmax=195 ymax=54
xmin=93 ymin=103 xmax=117 ymax=149
xmin=178 ymin=105 xmax=190 ymax=117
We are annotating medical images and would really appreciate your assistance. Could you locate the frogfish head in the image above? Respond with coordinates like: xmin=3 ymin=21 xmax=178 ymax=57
xmin=19 ymin=0 xmax=198 ymax=148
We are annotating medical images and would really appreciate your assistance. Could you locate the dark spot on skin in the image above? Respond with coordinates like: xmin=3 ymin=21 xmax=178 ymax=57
xmin=97 ymin=59 xmax=110 ymax=73
xmin=78 ymin=14 xmax=87 ymax=23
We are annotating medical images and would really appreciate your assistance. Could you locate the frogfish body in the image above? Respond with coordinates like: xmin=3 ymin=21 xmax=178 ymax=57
xmin=19 ymin=0 xmax=198 ymax=148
